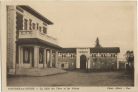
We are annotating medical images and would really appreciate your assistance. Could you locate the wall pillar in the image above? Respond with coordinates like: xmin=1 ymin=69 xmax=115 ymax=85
xmin=7 ymin=6 xmax=16 ymax=74
xmin=76 ymin=49 xmax=80 ymax=69
xmin=34 ymin=46 xmax=39 ymax=68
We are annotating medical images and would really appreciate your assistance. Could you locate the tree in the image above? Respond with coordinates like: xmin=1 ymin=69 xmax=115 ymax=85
xmin=126 ymin=51 xmax=134 ymax=66
xmin=125 ymin=50 xmax=134 ymax=72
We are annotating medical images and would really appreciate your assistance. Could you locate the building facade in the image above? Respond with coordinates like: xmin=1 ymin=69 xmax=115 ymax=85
xmin=7 ymin=5 xmax=120 ymax=75
xmin=58 ymin=38 xmax=120 ymax=71
xmin=57 ymin=48 xmax=76 ymax=70
xmin=7 ymin=5 xmax=61 ymax=74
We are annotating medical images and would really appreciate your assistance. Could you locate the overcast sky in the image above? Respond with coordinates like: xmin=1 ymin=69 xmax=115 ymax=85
xmin=28 ymin=1 xmax=136 ymax=59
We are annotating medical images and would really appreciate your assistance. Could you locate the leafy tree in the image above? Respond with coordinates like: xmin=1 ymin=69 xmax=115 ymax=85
xmin=125 ymin=50 xmax=134 ymax=77
xmin=125 ymin=51 xmax=134 ymax=67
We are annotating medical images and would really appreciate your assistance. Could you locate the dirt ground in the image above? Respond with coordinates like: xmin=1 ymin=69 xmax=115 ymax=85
xmin=7 ymin=71 xmax=134 ymax=86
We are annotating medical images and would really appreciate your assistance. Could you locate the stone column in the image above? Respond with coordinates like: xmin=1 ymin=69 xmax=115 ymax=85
xmin=55 ymin=51 xmax=58 ymax=68
xmin=50 ymin=49 xmax=53 ymax=67
xmin=43 ymin=49 xmax=47 ymax=68
xmin=20 ymin=47 xmax=23 ymax=68
xmin=88 ymin=56 xmax=91 ymax=69
xmin=18 ymin=46 xmax=21 ymax=68
xmin=46 ymin=49 xmax=50 ymax=68
xmin=116 ymin=54 xmax=119 ymax=70
xmin=117 ymin=60 xmax=119 ymax=70
xmin=34 ymin=46 xmax=39 ymax=68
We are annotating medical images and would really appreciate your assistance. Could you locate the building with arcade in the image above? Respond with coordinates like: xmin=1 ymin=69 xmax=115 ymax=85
xmin=7 ymin=5 xmax=120 ymax=74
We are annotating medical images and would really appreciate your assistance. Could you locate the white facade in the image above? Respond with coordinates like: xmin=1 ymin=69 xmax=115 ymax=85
xmin=7 ymin=5 xmax=60 ymax=74
xmin=76 ymin=48 xmax=91 ymax=69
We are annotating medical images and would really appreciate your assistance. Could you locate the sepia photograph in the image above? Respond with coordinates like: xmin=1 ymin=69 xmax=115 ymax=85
xmin=1 ymin=0 xmax=137 ymax=92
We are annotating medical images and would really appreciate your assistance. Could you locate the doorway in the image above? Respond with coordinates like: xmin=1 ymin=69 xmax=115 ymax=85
xmin=80 ymin=55 xmax=87 ymax=69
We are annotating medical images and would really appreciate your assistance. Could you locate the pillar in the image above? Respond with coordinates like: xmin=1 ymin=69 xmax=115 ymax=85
xmin=55 ymin=51 xmax=58 ymax=68
xmin=34 ymin=46 xmax=39 ymax=68
xmin=50 ymin=49 xmax=53 ymax=67
xmin=18 ymin=46 xmax=21 ymax=68
xmin=20 ymin=47 xmax=23 ymax=68
xmin=117 ymin=60 xmax=119 ymax=70
xmin=43 ymin=49 xmax=47 ymax=68
xmin=52 ymin=50 xmax=56 ymax=67
xmin=7 ymin=6 xmax=16 ymax=74
xmin=116 ymin=55 xmax=119 ymax=70
xmin=88 ymin=56 xmax=91 ymax=69
xmin=46 ymin=49 xmax=50 ymax=68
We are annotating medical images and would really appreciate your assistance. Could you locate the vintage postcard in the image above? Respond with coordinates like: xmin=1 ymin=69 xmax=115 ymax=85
xmin=0 ymin=0 xmax=138 ymax=92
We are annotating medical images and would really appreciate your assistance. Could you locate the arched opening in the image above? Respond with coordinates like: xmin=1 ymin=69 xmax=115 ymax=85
xmin=80 ymin=55 xmax=87 ymax=69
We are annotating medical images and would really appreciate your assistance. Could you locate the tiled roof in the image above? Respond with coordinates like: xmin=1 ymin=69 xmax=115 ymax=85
xmin=90 ymin=47 xmax=120 ymax=53
xmin=59 ymin=48 xmax=76 ymax=53
xmin=59 ymin=47 xmax=120 ymax=53
xmin=18 ymin=5 xmax=53 ymax=25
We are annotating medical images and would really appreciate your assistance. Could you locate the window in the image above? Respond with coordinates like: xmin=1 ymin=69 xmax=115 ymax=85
xmin=43 ymin=27 xmax=47 ymax=34
xmin=32 ymin=23 xmax=35 ymax=30
xmin=92 ymin=54 xmax=96 ymax=57
xmin=61 ymin=64 xmax=64 ymax=68
xmin=29 ymin=19 xmax=32 ymax=30
xmin=37 ymin=23 xmax=39 ymax=30
xmin=62 ymin=54 xmax=64 ymax=58
xmin=61 ymin=54 xmax=66 ymax=58
xmin=71 ymin=54 xmax=72 ymax=58
xmin=101 ymin=54 xmax=106 ymax=57
xmin=111 ymin=54 xmax=115 ymax=57
xmin=24 ymin=19 xmax=28 ymax=30
xmin=39 ymin=27 xmax=41 ymax=31
xmin=71 ymin=54 xmax=75 ymax=58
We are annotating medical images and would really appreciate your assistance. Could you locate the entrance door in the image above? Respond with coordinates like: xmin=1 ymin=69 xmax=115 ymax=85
xmin=80 ymin=55 xmax=87 ymax=69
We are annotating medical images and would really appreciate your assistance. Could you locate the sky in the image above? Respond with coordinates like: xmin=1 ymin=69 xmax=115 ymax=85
xmin=28 ymin=1 xmax=136 ymax=60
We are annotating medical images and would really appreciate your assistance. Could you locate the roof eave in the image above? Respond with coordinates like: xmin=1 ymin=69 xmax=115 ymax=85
xmin=18 ymin=5 xmax=53 ymax=25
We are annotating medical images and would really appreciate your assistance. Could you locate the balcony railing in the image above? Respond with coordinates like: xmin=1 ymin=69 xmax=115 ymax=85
xmin=19 ymin=30 xmax=58 ymax=44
